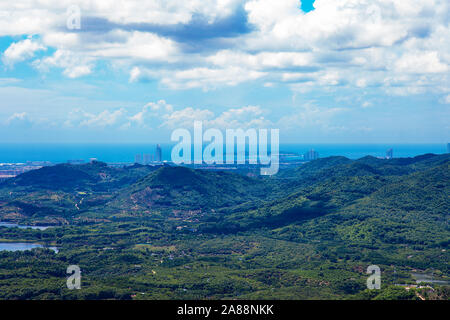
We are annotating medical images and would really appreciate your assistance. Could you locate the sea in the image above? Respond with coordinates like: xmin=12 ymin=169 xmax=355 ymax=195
xmin=0 ymin=143 xmax=447 ymax=164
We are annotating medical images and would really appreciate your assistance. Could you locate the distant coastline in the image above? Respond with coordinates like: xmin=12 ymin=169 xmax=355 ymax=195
xmin=0 ymin=143 xmax=447 ymax=164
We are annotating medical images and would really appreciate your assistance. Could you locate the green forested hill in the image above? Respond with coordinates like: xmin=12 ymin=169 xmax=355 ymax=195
xmin=0 ymin=162 xmax=164 ymax=222
xmin=2 ymin=161 xmax=162 ymax=192
xmin=0 ymin=154 xmax=448 ymax=300
xmin=108 ymin=166 xmax=272 ymax=212
xmin=216 ymin=154 xmax=449 ymax=229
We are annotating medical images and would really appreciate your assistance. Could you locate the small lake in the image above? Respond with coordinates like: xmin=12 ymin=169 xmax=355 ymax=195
xmin=411 ymin=272 xmax=449 ymax=285
xmin=0 ymin=242 xmax=58 ymax=252
xmin=0 ymin=222 xmax=52 ymax=230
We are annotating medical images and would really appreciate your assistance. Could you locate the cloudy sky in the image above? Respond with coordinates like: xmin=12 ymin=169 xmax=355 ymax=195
xmin=0 ymin=0 xmax=449 ymax=143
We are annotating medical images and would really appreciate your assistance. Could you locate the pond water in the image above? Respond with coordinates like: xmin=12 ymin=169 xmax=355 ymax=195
xmin=411 ymin=272 xmax=449 ymax=285
xmin=0 ymin=242 xmax=58 ymax=252
xmin=0 ymin=222 xmax=52 ymax=230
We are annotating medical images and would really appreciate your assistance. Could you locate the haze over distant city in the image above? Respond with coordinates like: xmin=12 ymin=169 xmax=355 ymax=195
xmin=0 ymin=0 xmax=449 ymax=143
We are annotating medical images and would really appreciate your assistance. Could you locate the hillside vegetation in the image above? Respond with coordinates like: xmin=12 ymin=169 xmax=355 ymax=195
xmin=0 ymin=154 xmax=448 ymax=300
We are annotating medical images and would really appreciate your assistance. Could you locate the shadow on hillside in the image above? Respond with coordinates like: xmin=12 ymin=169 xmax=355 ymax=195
xmin=200 ymin=202 xmax=330 ymax=234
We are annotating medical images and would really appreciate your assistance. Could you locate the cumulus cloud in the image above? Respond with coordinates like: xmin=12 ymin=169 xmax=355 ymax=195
xmin=277 ymin=102 xmax=347 ymax=131
xmin=0 ymin=0 xmax=242 ymax=35
xmin=161 ymin=107 xmax=214 ymax=128
xmin=6 ymin=112 xmax=33 ymax=128
xmin=244 ymin=0 xmax=441 ymax=50
xmin=88 ymin=30 xmax=179 ymax=62
xmin=158 ymin=104 xmax=272 ymax=129
xmin=209 ymin=105 xmax=271 ymax=128
xmin=10 ymin=96 xmax=352 ymax=141
xmin=0 ymin=0 xmax=448 ymax=94
xmin=127 ymin=100 xmax=271 ymax=129
xmin=60 ymin=100 xmax=275 ymax=131
xmin=65 ymin=108 xmax=126 ymax=128
xmin=362 ymin=101 xmax=373 ymax=108
xmin=441 ymin=94 xmax=450 ymax=104
xmin=2 ymin=38 xmax=46 ymax=67
xmin=33 ymin=50 xmax=94 ymax=78
xmin=394 ymin=51 xmax=449 ymax=74
xmin=161 ymin=66 xmax=266 ymax=90
xmin=128 ymin=100 xmax=175 ymax=126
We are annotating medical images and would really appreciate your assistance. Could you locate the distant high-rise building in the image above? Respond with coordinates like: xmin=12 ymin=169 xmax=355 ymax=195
xmin=134 ymin=154 xmax=142 ymax=164
xmin=386 ymin=148 xmax=393 ymax=159
xmin=447 ymin=143 xmax=450 ymax=154
xmin=304 ymin=149 xmax=319 ymax=161
xmin=156 ymin=144 xmax=162 ymax=162
xmin=143 ymin=154 xmax=151 ymax=165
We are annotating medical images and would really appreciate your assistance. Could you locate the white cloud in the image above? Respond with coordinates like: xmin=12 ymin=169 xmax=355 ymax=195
xmin=210 ymin=105 xmax=271 ymax=129
xmin=158 ymin=104 xmax=272 ymax=129
xmin=161 ymin=67 xmax=266 ymax=90
xmin=0 ymin=0 xmax=448 ymax=92
xmin=442 ymin=94 xmax=450 ymax=104
xmin=241 ymin=0 xmax=449 ymax=94
xmin=42 ymin=32 xmax=81 ymax=49
xmin=277 ymin=102 xmax=347 ymax=131
xmin=362 ymin=101 xmax=373 ymax=108
xmin=244 ymin=0 xmax=439 ymax=50
xmin=6 ymin=112 xmax=33 ymax=128
xmin=65 ymin=108 xmax=126 ymax=128
xmin=8 ymin=97 xmax=348 ymax=139
xmin=208 ymin=50 xmax=314 ymax=69
xmin=161 ymin=107 xmax=214 ymax=128
xmin=394 ymin=51 xmax=449 ymax=74
xmin=82 ymin=0 xmax=242 ymax=25
xmin=129 ymin=67 xmax=142 ymax=83
xmin=129 ymin=100 xmax=174 ymax=126
xmin=108 ymin=100 xmax=273 ymax=130
xmin=0 ymin=0 xmax=242 ymax=34
xmin=7 ymin=112 xmax=28 ymax=123
xmin=33 ymin=50 xmax=93 ymax=78
xmin=88 ymin=30 xmax=179 ymax=62
xmin=2 ymin=38 xmax=46 ymax=67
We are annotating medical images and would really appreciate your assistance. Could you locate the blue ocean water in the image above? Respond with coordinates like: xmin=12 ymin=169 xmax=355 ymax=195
xmin=0 ymin=143 xmax=447 ymax=163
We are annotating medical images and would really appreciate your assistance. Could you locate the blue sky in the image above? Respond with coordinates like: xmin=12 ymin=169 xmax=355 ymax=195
xmin=0 ymin=0 xmax=449 ymax=143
